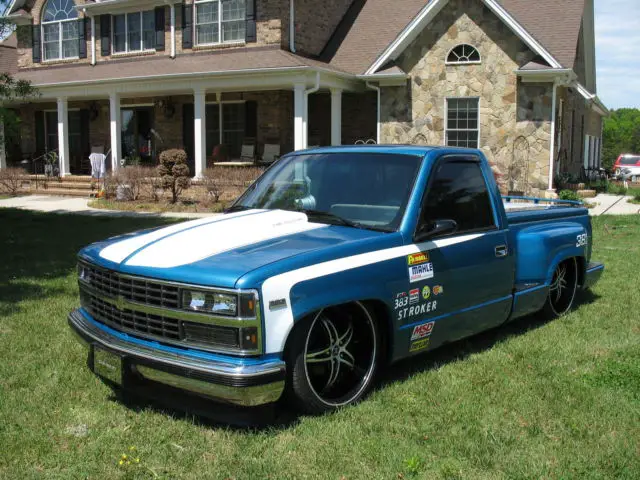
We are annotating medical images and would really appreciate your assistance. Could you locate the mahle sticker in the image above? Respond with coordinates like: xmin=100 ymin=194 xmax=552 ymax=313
xmin=407 ymin=251 xmax=429 ymax=266
xmin=409 ymin=262 xmax=434 ymax=283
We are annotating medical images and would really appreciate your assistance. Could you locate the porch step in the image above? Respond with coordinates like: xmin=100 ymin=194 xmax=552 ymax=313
xmin=31 ymin=188 xmax=93 ymax=198
xmin=36 ymin=181 xmax=95 ymax=191
xmin=23 ymin=175 xmax=93 ymax=183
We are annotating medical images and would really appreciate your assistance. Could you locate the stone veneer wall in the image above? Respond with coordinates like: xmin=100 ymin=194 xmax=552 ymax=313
xmin=16 ymin=0 xmax=288 ymax=69
xmin=379 ymin=0 xmax=560 ymax=194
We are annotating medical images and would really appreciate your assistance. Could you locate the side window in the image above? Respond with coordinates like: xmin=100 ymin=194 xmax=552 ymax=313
xmin=420 ymin=159 xmax=495 ymax=233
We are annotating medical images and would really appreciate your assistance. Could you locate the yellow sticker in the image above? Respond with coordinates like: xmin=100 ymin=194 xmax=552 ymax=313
xmin=407 ymin=252 xmax=429 ymax=266
xmin=410 ymin=338 xmax=430 ymax=353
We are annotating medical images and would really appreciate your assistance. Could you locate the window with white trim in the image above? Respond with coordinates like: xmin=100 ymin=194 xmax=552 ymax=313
xmin=195 ymin=0 xmax=246 ymax=46
xmin=113 ymin=11 xmax=155 ymax=53
xmin=446 ymin=44 xmax=481 ymax=64
xmin=41 ymin=0 xmax=79 ymax=61
xmin=446 ymin=98 xmax=480 ymax=148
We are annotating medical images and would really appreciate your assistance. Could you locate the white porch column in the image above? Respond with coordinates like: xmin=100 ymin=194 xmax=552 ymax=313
xmin=194 ymin=87 xmax=207 ymax=178
xmin=109 ymin=92 xmax=122 ymax=172
xmin=170 ymin=4 xmax=176 ymax=58
xmin=294 ymin=83 xmax=306 ymax=150
xmin=0 ymin=122 xmax=6 ymax=169
xmin=57 ymin=97 xmax=70 ymax=176
xmin=90 ymin=16 xmax=96 ymax=65
xmin=330 ymin=88 xmax=342 ymax=146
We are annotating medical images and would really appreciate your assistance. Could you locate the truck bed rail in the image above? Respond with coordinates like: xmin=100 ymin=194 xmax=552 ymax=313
xmin=502 ymin=195 xmax=583 ymax=209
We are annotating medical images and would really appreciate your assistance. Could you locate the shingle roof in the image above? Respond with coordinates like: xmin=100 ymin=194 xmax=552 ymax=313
xmin=324 ymin=0 xmax=585 ymax=74
xmin=15 ymin=46 xmax=349 ymax=86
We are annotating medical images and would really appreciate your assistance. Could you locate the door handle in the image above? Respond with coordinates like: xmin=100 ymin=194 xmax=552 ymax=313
xmin=495 ymin=245 xmax=508 ymax=258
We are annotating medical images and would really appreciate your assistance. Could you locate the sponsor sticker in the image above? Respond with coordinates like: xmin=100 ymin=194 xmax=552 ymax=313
xmin=409 ymin=262 xmax=434 ymax=283
xmin=409 ymin=289 xmax=420 ymax=305
xmin=411 ymin=321 xmax=435 ymax=340
xmin=397 ymin=300 xmax=437 ymax=320
xmin=422 ymin=286 xmax=431 ymax=300
xmin=410 ymin=338 xmax=430 ymax=353
xmin=433 ymin=285 xmax=444 ymax=296
xmin=394 ymin=292 xmax=409 ymax=310
xmin=407 ymin=251 xmax=429 ymax=266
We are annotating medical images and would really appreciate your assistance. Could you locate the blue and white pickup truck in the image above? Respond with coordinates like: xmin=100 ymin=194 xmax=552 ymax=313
xmin=69 ymin=146 xmax=604 ymax=413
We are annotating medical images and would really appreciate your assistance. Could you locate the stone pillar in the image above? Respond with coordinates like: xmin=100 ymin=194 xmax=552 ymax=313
xmin=330 ymin=88 xmax=342 ymax=146
xmin=0 ymin=121 xmax=6 ymax=169
xmin=109 ymin=92 xmax=122 ymax=172
xmin=57 ymin=97 xmax=70 ymax=176
xmin=194 ymin=88 xmax=207 ymax=178
xmin=294 ymin=84 xmax=306 ymax=150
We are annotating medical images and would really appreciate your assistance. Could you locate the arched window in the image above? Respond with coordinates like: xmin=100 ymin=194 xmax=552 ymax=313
xmin=446 ymin=44 xmax=481 ymax=64
xmin=41 ymin=0 xmax=79 ymax=61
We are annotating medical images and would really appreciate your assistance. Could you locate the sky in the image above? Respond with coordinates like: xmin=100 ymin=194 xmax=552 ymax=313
xmin=595 ymin=0 xmax=640 ymax=109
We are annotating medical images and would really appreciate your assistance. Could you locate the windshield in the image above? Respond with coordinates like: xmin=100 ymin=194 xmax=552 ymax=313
xmin=233 ymin=152 xmax=423 ymax=231
xmin=619 ymin=156 xmax=640 ymax=165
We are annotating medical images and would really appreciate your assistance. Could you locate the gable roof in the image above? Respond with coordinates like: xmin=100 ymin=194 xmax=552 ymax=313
xmin=324 ymin=0 xmax=586 ymax=75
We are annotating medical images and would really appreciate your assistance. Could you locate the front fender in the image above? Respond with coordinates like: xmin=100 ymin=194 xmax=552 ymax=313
xmin=515 ymin=222 xmax=588 ymax=286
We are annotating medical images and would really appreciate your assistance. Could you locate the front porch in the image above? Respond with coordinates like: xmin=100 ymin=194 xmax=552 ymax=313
xmin=7 ymin=72 xmax=377 ymax=178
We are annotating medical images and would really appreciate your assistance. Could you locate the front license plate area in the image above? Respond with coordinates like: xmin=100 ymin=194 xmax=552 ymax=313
xmin=93 ymin=347 xmax=123 ymax=386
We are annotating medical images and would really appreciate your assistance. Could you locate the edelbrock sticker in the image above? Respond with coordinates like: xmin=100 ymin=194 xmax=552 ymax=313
xmin=409 ymin=262 xmax=434 ymax=283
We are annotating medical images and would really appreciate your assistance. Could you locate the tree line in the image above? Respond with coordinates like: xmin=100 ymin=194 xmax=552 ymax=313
xmin=602 ymin=108 xmax=640 ymax=170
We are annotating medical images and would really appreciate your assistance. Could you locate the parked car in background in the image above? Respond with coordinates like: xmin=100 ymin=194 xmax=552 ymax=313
xmin=69 ymin=146 xmax=604 ymax=414
xmin=613 ymin=154 xmax=640 ymax=179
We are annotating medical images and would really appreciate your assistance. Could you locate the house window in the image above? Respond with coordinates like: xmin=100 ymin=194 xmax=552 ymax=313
xmin=195 ymin=0 xmax=246 ymax=46
xmin=446 ymin=44 xmax=481 ymax=64
xmin=41 ymin=0 xmax=79 ymax=61
xmin=446 ymin=98 xmax=480 ymax=148
xmin=113 ymin=11 xmax=155 ymax=53
xmin=205 ymin=102 xmax=246 ymax=158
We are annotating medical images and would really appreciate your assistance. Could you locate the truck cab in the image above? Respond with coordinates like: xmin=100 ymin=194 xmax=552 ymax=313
xmin=69 ymin=146 xmax=604 ymax=413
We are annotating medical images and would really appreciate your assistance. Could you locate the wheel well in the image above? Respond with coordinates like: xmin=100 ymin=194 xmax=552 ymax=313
xmin=284 ymin=300 xmax=393 ymax=364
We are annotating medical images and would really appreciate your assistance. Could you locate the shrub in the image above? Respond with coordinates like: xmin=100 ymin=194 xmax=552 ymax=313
xmin=158 ymin=149 xmax=190 ymax=203
xmin=558 ymin=189 xmax=582 ymax=202
xmin=201 ymin=166 xmax=264 ymax=203
xmin=118 ymin=166 xmax=155 ymax=201
xmin=0 ymin=167 xmax=28 ymax=196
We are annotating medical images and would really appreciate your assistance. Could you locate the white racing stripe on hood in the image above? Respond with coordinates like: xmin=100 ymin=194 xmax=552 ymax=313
xmin=124 ymin=210 xmax=327 ymax=268
xmin=99 ymin=210 xmax=263 ymax=264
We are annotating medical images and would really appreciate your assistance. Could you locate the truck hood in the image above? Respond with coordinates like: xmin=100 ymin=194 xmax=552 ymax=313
xmin=79 ymin=209 xmax=389 ymax=288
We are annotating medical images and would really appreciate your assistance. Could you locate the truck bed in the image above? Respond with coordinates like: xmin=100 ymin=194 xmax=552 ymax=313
xmin=503 ymin=196 xmax=588 ymax=225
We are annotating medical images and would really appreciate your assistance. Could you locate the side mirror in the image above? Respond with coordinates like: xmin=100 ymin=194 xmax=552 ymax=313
xmin=415 ymin=219 xmax=458 ymax=242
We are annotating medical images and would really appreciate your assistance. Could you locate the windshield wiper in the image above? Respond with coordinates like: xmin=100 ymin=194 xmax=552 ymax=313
xmin=297 ymin=209 xmax=370 ymax=230
xmin=224 ymin=204 xmax=252 ymax=213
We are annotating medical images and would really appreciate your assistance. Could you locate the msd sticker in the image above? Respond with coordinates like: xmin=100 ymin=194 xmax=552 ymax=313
xmin=411 ymin=321 xmax=435 ymax=340
xmin=409 ymin=262 xmax=434 ymax=283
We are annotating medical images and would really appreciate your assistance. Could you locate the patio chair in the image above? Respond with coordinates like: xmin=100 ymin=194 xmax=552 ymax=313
xmin=262 ymin=144 xmax=281 ymax=164
xmin=240 ymin=143 xmax=256 ymax=162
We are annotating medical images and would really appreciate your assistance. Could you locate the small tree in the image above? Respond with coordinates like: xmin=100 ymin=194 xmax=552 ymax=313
xmin=158 ymin=148 xmax=190 ymax=203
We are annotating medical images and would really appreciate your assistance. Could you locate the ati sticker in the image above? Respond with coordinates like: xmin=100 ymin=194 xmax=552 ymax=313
xmin=407 ymin=251 xmax=429 ymax=266
xmin=433 ymin=285 xmax=444 ymax=296
xmin=409 ymin=289 xmax=420 ymax=305
xmin=410 ymin=338 xmax=430 ymax=353
xmin=422 ymin=286 xmax=431 ymax=300
xmin=394 ymin=292 xmax=409 ymax=310
xmin=411 ymin=321 xmax=435 ymax=340
xmin=409 ymin=263 xmax=434 ymax=283
xmin=397 ymin=301 xmax=437 ymax=320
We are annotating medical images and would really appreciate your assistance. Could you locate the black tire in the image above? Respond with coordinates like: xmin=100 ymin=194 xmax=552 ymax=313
xmin=285 ymin=302 xmax=380 ymax=414
xmin=543 ymin=257 xmax=578 ymax=318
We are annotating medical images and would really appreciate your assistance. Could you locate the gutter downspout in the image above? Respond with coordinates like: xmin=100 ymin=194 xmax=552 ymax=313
xmin=548 ymin=81 xmax=559 ymax=191
xmin=289 ymin=0 xmax=296 ymax=53
xmin=303 ymin=72 xmax=320 ymax=148
xmin=366 ymin=82 xmax=381 ymax=144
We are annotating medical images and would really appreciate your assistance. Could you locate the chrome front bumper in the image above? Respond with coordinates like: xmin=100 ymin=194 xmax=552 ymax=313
xmin=68 ymin=309 xmax=286 ymax=407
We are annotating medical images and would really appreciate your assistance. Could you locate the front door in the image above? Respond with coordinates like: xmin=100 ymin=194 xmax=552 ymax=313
xmin=42 ymin=110 xmax=89 ymax=174
xmin=398 ymin=155 xmax=515 ymax=354
xmin=121 ymin=108 xmax=155 ymax=165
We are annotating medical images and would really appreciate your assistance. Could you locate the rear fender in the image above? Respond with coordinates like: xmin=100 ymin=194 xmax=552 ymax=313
xmin=515 ymin=222 xmax=588 ymax=286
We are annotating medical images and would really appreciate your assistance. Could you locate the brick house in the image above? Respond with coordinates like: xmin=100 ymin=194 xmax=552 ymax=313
xmin=1 ymin=0 xmax=607 ymax=194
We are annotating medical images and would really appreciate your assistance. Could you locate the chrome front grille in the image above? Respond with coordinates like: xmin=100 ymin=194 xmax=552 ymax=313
xmin=77 ymin=260 xmax=259 ymax=354
xmin=79 ymin=261 xmax=179 ymax=309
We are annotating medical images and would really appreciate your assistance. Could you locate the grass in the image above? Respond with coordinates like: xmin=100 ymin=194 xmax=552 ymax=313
xmin=1 ymin=209 xmax=639 ymax=479
xmin=88 ymin=198 xmax=228 ymax=214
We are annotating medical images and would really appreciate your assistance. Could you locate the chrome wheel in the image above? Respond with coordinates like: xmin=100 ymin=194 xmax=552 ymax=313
xmin=302 ymin=303 xmax=377 ymax=408
xmin=547 ymin=258 xmax=578 ymax=316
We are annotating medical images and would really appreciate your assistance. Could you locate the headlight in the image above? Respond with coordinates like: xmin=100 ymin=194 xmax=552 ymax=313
xmin=182 ymin=290 xmax=238 ymax=316
xmin=181 ymin=289 xmax=258 ymax=318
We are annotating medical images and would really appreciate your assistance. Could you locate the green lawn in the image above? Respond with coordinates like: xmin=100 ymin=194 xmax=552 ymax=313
xmin=1 ymin=209 xmax=638 ymax=479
